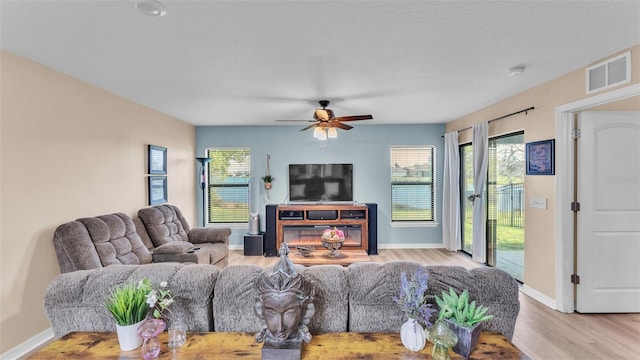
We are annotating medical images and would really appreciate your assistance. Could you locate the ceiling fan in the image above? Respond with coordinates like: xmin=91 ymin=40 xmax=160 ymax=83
xmin=276 ymin=100 xmax=373 ymax=139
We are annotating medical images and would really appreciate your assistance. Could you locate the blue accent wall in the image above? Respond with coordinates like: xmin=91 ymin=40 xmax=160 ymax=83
xmin=196 ymin=124 xmax=446 ymax=249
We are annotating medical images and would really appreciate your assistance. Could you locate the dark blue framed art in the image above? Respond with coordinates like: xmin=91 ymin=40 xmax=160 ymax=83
xmin=526 ymin=139 xmax=555 ymax=175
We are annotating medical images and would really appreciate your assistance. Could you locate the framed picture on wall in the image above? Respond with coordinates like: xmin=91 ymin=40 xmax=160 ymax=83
xmin=148 ymin=176 xmax=168 ymax=205
xmin=148 ymin=145 xmax=167 ymax=175
xmin=526 ymin=139 xmax=555 ymax=175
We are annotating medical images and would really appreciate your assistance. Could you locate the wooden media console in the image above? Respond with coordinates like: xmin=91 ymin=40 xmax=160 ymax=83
xmin=276 ymin=204 xmax=369 ymax=252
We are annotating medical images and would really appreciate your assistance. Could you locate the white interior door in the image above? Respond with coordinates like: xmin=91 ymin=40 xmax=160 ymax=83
xmin=576 ymin=111 xmax=640 ymax=313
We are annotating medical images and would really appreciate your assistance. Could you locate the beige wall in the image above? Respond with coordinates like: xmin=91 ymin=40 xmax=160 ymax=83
xmin=446 ymin=44 xmax=640 ymax=300
xmin=0 ymin=50 xmax=197 ymax=352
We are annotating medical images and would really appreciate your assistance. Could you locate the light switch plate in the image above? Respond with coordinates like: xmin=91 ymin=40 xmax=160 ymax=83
xmin=530 ymin=197 xmax=547 ymax=209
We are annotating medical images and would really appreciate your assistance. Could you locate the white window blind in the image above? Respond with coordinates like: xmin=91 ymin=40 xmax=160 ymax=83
xmin=206 ymin=147 xmax=251 ymax=224
xmin=390 ymin=146 xmax=435 ymax=222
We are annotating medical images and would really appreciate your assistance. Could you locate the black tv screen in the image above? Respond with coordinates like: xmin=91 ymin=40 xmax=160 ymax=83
xmin=288 ymin=164 xmax=353 ymax=202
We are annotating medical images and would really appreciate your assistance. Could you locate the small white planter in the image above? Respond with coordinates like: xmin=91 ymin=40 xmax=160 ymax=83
xmin=400 ymin=318 xmax=426 ymax=352
xmin=115 ymin=319 xmax=145 ymax=351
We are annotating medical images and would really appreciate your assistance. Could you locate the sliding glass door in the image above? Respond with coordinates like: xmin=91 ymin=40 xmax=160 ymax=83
xmin=459 ymin=132 xmax=524 ymax=282
xmin=487 ymin=132 xmax=525 ymax=282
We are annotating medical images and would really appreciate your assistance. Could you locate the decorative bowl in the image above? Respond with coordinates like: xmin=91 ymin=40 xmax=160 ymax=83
xmin=296 ymin=246 xmax=315 ymax=257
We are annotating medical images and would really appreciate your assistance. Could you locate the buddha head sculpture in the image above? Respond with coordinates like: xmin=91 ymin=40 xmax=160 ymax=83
xmin=255 ymin=243 xmax=316 ymax=344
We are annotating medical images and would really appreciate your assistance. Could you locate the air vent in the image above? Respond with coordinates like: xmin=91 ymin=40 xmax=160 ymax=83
xmin=586 ymin=51 xmax=631 ymax=94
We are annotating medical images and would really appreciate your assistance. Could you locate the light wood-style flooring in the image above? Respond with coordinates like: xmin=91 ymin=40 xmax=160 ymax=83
xmin=230 ymin=249 xmax=640 ymax=360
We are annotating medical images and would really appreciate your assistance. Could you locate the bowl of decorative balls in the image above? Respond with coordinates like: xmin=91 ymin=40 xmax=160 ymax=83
xmin=321 ymin=227 xmax=345 ymax=258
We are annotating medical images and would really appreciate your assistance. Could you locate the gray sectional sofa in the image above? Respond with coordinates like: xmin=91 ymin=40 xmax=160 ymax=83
xmin=44 ymin=260 xmax=520 ymax=340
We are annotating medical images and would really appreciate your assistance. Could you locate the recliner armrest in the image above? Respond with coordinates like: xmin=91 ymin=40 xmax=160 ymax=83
xmin=188 ymin=227 xmax=231 ymax=245
xmin=152 ymin=242 xmax=194 ymax=254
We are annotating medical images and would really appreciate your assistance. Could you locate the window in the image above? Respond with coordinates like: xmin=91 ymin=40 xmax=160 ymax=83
xmin=390 ymin=146 xmax=435 ymax=222
xmin=206 ymin=147 xmax=251 ymax=224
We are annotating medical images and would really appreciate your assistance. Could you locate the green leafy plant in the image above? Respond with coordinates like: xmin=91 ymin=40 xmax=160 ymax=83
xmin=103 ymin=278 xmax=175 ymax=326
xmin=434 ymin=288 xmax=493 ymax=328
xmin=261 ymin=175 xmax=274 ymax=183
xmin=103 ymin=280 xmax=150 ymax=326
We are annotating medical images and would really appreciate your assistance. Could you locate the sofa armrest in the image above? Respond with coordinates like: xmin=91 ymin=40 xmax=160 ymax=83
xmin=188 ymin=227 xmax=231 ymax=245
xmin=152 ymin=242 xmax=194 ymax=254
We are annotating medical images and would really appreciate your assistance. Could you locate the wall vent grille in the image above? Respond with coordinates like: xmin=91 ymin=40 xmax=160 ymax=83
xmin=586 ymin=51 xmax=631 ymax=94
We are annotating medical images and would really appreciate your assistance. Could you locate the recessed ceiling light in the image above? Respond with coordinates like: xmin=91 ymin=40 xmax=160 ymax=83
xmin=507 ymin=66 xmax=525 ymax=77
xmin=130 ymin=0 xmax=167 ymax=17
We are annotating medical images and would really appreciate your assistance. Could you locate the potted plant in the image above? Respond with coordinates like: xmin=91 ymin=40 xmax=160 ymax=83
xmin=434 ymin=287 xmax=494 ymax=358
xmin=103 ymin=280 xmax=151 ymax=351
xmin=261 ymin=175 xmax=274 ymax=190
xmin=103 ymin=278 xmax=175 ymax=352
xmin=393 ymin=268 xmax=437 ymax=352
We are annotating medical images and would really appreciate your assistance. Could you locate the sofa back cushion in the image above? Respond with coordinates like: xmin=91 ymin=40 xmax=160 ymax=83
xmin=212 ymin=264 xmax=349 ymax=334
xmin=52 ymin=213 xmax=152 ymax=273
xmin=44 ymin=263 xmax=219 ymax=337
xmin=347 ymin=261 xmax=424 ymax=333
xmin=426 ymin=265 xmax=520 ymax=340
xmin=138 ymin=205 xmax=190 ymax=247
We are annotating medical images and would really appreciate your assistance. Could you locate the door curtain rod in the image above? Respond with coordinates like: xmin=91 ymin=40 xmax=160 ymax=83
xmin=446 ymin=106 xmax=535 ymax=135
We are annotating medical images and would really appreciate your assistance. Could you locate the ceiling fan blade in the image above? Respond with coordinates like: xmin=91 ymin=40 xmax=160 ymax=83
xmin=275 ymin=119 xmax=315 ymax=122
xmin=331 ymin=122 xmax=353 ymax=130
xmin=300 ymin=123 xmax=318 ymax=131
xmin=334 ymin=115 xmax=373 ymax=122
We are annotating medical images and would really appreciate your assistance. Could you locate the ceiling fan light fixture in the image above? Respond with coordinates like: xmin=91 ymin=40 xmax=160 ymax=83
xmin=507 ymin=66 xmax=525 ymax=77
xmin=327 ymin=127 xmax=338 ymax=138
xmin=317 ymin=128 xmax=327 ymax=140
xmin=130 ymin=0 xmax=167 ymax=17
xmin=313 ymin=126 xmax=323 ymax=138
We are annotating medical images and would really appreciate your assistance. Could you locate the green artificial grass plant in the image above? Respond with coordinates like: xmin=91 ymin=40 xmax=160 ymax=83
xmin=103 ymin=280 xmax=151 ymax=326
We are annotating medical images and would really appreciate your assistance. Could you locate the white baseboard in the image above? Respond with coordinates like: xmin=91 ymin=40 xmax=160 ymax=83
xmin=1 ymin=328 xmax=53 ymax=360
xmin=378 ymin=243 xmax=444 ymax=249
xmin=520 ymin=284 xmax=557 ymax=310
xmin=229 ymin=244 xmax=243 ymax=250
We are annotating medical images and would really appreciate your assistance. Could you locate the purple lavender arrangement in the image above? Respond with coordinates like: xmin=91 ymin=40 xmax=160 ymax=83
xmin=393 ymin=268 xmax=436 ymax=328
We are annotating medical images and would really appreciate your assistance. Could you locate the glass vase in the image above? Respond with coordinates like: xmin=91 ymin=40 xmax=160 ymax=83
xmin=141 ymin=336 xmax=161 ymax=360
xmin=168 ymin=318 xmax=188 ymax=349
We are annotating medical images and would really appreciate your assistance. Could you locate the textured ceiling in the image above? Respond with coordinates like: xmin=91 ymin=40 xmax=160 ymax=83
xmin=1 ymin=1 xmax=639 ymax=126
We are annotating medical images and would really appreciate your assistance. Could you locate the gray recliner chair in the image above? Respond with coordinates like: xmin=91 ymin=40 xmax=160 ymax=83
xmin=137 ymin=204 xmax=230 ymax=268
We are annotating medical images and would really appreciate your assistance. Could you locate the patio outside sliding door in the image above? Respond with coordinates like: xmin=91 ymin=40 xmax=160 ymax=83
xmin=487 ymin=132 xmax=525 ymax=282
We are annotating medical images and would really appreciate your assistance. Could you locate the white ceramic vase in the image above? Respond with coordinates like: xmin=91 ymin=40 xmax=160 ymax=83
xmin=400 ymin=318 xmax=426 ymax=352
xmin=115 ymin=319 xmax=145 ymax=351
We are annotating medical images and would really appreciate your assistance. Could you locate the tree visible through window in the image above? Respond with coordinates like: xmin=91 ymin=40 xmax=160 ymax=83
xmin=390 ymin=146 xmax=435 ymax=222
xmin=206 ymin=147 xmax=250 ymax=224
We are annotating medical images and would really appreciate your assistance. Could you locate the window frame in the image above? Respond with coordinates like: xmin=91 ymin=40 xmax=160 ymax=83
xmin=390 ymin=145 xmax=437 ymax=227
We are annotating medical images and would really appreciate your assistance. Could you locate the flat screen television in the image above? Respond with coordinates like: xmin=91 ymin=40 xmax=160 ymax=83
xmin=288 ymin=164 xmax=353 ymax=202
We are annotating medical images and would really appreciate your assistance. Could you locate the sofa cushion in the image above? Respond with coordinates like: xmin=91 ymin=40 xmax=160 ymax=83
xmin=76 ymin=213 xmax=153 ymax=267
xmin=297 ymin=265 xmax=349 ymax=333
xmin=138 ymin=205 xmax=189 ymax=247
xmin=44 ymin=263 xmax=220 ymax=338
xmin=347 ymin=261 xmax=424 ymax=333
xmin=212 ymin=264 xmax=264 ymax=332
xmin=426 ymin=265 xmax=520 ymax=340
xmin=153 ymin=242 xmax=194 ymax=254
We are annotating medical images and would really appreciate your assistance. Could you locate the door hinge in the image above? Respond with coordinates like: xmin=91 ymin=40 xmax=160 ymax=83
xmin=571 ymin=128 xmax=581 ymax=139
xmin=571 ymin=274 xmax=580 ymax=285
xmin=571 ymin=202 xmax=580 ymax=212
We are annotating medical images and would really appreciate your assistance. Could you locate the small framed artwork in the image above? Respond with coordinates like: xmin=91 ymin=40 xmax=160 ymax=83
xmin=148 ymin=176 xmax=168 ymax=205
xmin=148 ymin=145 xmax=167 ymax=175
xmin=526 ymin=139 xmax=555 ymax=175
